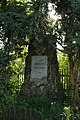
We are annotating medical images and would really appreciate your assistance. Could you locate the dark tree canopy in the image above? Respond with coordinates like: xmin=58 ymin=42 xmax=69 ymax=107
xmin=0 ymin=0 xmax=80 ymax=108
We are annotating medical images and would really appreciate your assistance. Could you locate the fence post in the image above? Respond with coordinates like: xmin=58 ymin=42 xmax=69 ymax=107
xmin=69 ymin=115 xmax=73 ymax=120
xmin=36 ymin=111 xmax=43 ymax=120
xmin=23 ymin=107 xmax=26 ymax=120
xmin=30 ymin=108 xmax=32 ymax=120
xmin=50 ymin=107 xmax=52 ymax=120
xmin=12 ymin=107 xmax=16 ymax=120
xmin=32 ymin=108 xmax=37 ymax=120
xmin=2 ymin=108 xmax=5 ymax=120
xmin=75 ymin=116 xmax=80 ymax=120
xmin=18 ymin=107 xmax=21 ymax=120
xmin=63 ymin=114 xmax=66 ymax=120
xmin=7 ymin=107 xmax=11 ymax=120
xmin=57 ymin=113 xmax=61 ymax=120
xmin=61 ymin=69 xmax=64 ymax=89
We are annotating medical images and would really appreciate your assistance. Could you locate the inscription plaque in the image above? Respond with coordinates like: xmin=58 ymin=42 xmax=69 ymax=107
xmin=31 ymin=56 xmax=47 ymax=82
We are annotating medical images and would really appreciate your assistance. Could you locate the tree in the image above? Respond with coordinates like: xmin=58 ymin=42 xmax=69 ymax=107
xmin=0 ymin=0 xmax=29 ymax=93
xmin=52 ymin=0 xmax=80 ymax=109
xmin=24 ymin=0 xmax=62 ymax=91
xmin=0 ymin=0 xmax=63 ymax=100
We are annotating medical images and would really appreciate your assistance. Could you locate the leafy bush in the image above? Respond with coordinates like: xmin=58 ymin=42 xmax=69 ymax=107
xmin=50 ymin=102 xmax=63 ymax=120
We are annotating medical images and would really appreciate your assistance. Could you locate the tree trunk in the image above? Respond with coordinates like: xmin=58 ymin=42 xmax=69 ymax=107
xmin=24 ymin=40 xmax=36 ymax=83
xmin=68 ymin=53 xmax=75 ymax=108
xmin=46 ymin=41 xmax=61 ymax=91
xmin=74 ymin=53 xmax=80 ymax=109
xmin=24 ymin=38 xmax=61 ymax=86
xmin=68 ymin=52 xmax=80 ymax=109
xmin=23 ymin=37 xmax=63 ymax=101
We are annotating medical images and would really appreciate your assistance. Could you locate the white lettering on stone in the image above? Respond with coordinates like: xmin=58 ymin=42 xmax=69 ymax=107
xmin=31 ymin=56 xmax=47 ymax=81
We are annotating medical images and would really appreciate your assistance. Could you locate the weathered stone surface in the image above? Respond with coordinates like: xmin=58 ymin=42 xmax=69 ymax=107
xmin=31 ymin=56 xmax=47 ymax=82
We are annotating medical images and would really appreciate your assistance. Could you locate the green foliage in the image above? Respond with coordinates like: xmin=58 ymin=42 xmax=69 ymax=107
xmin=0 ymin=0 xmax=53 ymax=93
xmin=58 ymin=52 xmax=69 ymax=70
xmin=0 ymin=0 xmax=29 ymax=95
xmin=50 ymin=103 xmax=63 ymax=120
xmin=55 ymin=0 xmax=80 ymax=54
xmin=0 ymin=0 xmax=80 ymax=116
xmin=63 ymin=90 xmax=71 ymax=106
xmin=0 ymin=93 xmax=64 ymax=119
xmin=0 ymin=91 xmax=79 ymax=119
xmin=64 ymin=106 xmax=71 ymax=120
xmin=0 ymin=94 xmax=29 ymax=108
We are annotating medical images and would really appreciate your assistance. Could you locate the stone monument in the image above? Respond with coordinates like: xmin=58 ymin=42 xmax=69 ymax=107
xmin=31 ymin=56 xmax=47 ymax=82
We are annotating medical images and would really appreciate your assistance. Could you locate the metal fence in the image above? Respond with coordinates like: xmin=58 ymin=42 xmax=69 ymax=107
xmin=0 ymin=107 xmax=43 ymax=120
xmin=18 ymin=68 xmax=71 ymax=90
xmin=0 ymin=107 xmax=79 ymax=120
xmin=59 ymin=68 xmax=70 ymax=90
